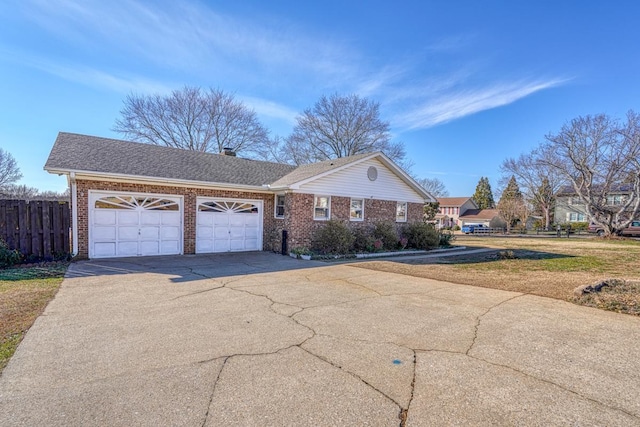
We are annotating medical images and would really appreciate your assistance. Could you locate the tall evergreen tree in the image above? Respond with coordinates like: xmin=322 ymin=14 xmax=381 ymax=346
xmin=471 ymin=177 xmax=495 ymax=209
xmin=501 ymin=175 xmax=523 ymax=200
xmin=497 ymin=175 xmax=527 ymax=233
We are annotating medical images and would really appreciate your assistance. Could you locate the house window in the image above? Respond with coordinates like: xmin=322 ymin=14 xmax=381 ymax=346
xmin=396 ymin=202 xmax=407 ymax=222
xmin=607 ymin=195 xmax=626 ymax=206
xmin=314 ymin=196 xmax=330 ymax=220
xmin=568 ymin=212 xmax=586 ymax=222
xmin=274 ymin=194 xmax=285 ymax=218
xmin=350 ymin=198 xmax=364 ymax=221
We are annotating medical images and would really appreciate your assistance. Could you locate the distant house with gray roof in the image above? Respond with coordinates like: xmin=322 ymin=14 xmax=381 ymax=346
xmin=45 ymin=132 xmax=434 ymax=258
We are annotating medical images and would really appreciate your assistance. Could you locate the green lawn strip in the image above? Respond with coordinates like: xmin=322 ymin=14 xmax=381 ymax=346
xmin=0 ymin=264 xmax=67 ymax=373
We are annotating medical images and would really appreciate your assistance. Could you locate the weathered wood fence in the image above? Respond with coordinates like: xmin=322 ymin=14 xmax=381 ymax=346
xmin=0 ymin=200 xmax=71 ymax=259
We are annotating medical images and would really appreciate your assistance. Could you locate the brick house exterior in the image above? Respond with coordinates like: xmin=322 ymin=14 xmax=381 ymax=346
xmin=46 ymin=133 xmax=434 ymax=259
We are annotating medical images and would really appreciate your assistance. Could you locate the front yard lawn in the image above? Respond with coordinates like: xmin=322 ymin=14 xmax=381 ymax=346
xmin=0 ymin=264 xmax=67 ymax=373
xmin=354 ymin=236 xmax=640 ymax=315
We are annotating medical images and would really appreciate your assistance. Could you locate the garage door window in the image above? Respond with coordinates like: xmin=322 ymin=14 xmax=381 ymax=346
xmin=95 ymin=196 xmax=179 ymax=211
xmin=198 ymin=200 xmax=259 ymax=213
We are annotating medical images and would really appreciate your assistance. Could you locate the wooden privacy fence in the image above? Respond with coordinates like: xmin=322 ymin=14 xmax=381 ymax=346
xmin=0 ymin=200 xmax=71 ymax=259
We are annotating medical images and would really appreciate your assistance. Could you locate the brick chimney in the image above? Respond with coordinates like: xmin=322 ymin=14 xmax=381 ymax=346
xmin=221 ymin=147 xmax=236 ymax=157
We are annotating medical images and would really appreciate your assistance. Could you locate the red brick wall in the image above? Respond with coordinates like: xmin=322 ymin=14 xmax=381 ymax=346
xmin=75 ymin=180 xmax=278 ymax=258
xmin=74 ymin=181 xmax=425 ymax=258
xmin=284 ymin=193 xmax=425 ymax=249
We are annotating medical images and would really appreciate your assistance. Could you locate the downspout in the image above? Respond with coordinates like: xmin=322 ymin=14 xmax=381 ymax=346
xmin=70 ymin=172 xmax=79 ymax=256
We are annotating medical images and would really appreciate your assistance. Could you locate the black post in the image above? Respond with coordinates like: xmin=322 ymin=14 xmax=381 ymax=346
xmin=281 ymin=230 xmax=288 ymax=255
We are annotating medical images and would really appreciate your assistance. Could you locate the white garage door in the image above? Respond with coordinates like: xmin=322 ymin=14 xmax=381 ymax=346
xmin=196 ymin=198 xmax=262 ymax=253
xmin=89 ymin=192 xmax=182 ymax=258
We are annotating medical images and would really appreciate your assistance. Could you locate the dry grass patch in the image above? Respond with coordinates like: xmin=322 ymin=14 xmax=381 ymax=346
xmin=572 ymin=280 xmax=640 ymax=315
xmin=353 ymin=236 xmax=640 ymax=314
xmin=0 ymin=264 xmax=67 ymax=373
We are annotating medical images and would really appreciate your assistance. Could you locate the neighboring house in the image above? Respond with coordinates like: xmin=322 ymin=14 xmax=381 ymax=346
xmin=554 ymin=186 xmax=632 ymax=224
xmin=458 ymin=209 xmax=502 ymax=228
xmin=435 ymin=197 xmax=478 ymax=228
xmin=44 ymin=132 xmax=434 ymax=259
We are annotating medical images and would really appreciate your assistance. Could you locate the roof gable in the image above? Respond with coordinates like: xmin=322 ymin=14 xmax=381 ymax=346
xmin=271 ymin=152 xmax=433 ymax=201
xmin=437 ymin=197 xmax=476 ymax=207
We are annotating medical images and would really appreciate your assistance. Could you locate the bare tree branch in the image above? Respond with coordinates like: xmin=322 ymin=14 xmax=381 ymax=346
xmin=415 ymin=177 xmax=449 ymax=197
xmin=538 ymin=112 xmax=640 ymax=236
xmin=283 ymin=93 xmax=407 ymax=166
xmin=0 ymin=148 xmax=22 ymax=190
xmin=501 ymin=150 xmax=565 ymax=229
xmin=113 ymin=86 xmax=270 ymax=157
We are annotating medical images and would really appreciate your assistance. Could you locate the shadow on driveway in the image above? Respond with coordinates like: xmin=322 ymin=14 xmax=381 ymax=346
xmin=66 ymin=251 xmax=325 ymax=283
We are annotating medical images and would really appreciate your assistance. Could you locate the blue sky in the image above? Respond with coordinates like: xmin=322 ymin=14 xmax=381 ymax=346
xmin=1 ymin=1 xmax=639 ymax=196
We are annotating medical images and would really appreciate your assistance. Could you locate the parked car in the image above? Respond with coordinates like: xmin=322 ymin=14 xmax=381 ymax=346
xmin=588 ymin=220 xmax=640 ymax=236
xmin=461 ymin=224 xmax=486 ymax=234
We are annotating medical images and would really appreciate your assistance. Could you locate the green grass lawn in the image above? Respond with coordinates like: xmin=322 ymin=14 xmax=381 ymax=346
xmin=0 ymin=264 xmax=67 ymax=373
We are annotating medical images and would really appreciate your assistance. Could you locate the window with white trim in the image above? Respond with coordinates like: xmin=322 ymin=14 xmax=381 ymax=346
xmin=314 ymin=196 xmax=331 ymax=220
xmin=350 ymin=198 xmax=364 ymax=221
xmin=396 ymin=202 xmax=407 ymax=222
xmin=567 ymin=212 xmax=586 ymax=222
xmin=274 ymin=194 xmax=285 ymax=218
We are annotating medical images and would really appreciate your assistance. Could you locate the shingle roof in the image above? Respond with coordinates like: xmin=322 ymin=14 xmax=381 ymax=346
xmin=45 ymin=132 xmax=297 ymax=187
xmin=437 ymin=197 xmax=475 ymax=207
xmin=459 ymin=209 xmax=500 ymax=220
xmin=270 ymin=152 xmax=376 ymax=187
xmin=556 ymin=184 xmax=633 ymax=196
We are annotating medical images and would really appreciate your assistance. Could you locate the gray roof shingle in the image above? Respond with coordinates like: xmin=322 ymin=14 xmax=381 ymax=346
xmin=45 ymin=132 xmax=297 ymax=187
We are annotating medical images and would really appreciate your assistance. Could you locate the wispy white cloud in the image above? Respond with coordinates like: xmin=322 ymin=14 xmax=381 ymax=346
xmin=238 ymin=95 xmax=298 ymax=125
xmin=21 ymin=0 xmax=356 ymax=81
xmin=392 ymin=77 xmax=571 ymax=130
xmin=0 ymin=47 xmax=173 ymax=94
xmin=11 ymin=0 xmax=571 ymax=132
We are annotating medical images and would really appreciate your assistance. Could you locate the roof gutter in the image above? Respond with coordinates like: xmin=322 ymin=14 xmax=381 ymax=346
xmin=44 ymin=168 xmax=278 ymax=193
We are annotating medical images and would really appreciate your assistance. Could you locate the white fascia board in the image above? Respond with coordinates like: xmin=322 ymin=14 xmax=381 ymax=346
xmin=374 ymin=154 xmax=436 ymax=203
xmin=44 ymin=168 xmax=276 ymax=194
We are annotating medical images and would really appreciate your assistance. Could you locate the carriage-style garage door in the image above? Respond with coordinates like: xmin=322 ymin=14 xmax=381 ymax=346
xmin=89 ymin=192 xmax=182 ymax=258
xmin=196 ymin=198 xmax=262 ymax=253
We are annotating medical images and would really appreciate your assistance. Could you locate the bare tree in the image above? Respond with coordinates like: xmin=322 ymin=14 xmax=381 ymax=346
xmin=283 ymin=93 xmax=407 ymax=165
xmin=0 ymin=185 xmax=69 ymax=201
xmin=113 ymin=86 xmax=270 ymax=157
xmin=0 ymin=148 xmax=22 ymax=190
xmin=0 ymin=184 xmax=39 ymax=200
xmin=501 ymin=150 xmax=565 ymax=230
xmin=416 ymin=177 xmax=449 ymax=198
xmin=539 ymin=112 xmax=640 ymax=236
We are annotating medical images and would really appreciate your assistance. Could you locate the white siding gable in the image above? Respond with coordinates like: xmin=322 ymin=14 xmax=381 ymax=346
xmin=296 ymin=158 xmax=425 ymax=203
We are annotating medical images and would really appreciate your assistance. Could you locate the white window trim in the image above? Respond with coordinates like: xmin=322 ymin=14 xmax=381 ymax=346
xmin=396 ymin=201 xmax=408 ymax=223
xmin=350 ymin=198 xmax=365 ymax=222
xmin=314 ymin=195 xmax=331 ymax=221
xmin=274 ymin=194 xmax=285 ymax=219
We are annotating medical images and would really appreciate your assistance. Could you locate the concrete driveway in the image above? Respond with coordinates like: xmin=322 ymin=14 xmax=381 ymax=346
xmin=1 ymin=252 xmax=639 ymax=426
